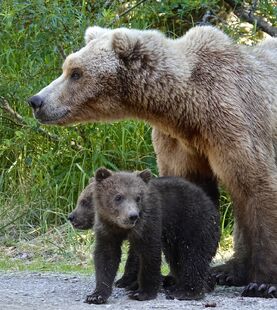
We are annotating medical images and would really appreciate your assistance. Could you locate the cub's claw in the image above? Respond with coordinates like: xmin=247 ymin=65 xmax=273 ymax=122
xmin=85 ymin=292 xmax=107 ymax=304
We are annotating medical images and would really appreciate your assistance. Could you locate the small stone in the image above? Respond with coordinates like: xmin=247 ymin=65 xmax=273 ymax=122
xmin=204 ymin=302 xmax=217 ymax=307
xmin=71 ymin=278 xmax=79 ymax=283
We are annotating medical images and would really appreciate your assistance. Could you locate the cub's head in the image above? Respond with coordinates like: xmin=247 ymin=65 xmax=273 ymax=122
xmin=94 ymin=167 xmax=152 ymax=229
xmin=27 ymin=26 xmax=165 ymax=125
xmin=68 ymin=178 xmax=95 ymax=230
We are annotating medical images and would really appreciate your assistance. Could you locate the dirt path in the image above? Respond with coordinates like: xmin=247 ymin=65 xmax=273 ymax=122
xmin=0 ymin=272 xmax=276 ymax=310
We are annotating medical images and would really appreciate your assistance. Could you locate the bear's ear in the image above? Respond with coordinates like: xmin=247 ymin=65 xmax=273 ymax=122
xmin=137 ymin=169 xmax=152 ymax=183
xmin=112 ymin=30 xmax=142 ymax=60
xmin=85 ymin=26 xmax=109 ymax=45
xmin=89 ymin=177 xmax=95 ymax=183
xmin=95 ymin=168 xmax=112 ymax=182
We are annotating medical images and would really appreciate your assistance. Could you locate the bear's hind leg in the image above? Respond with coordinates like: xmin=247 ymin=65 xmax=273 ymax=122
xmin=209 ymin=145 xmax=277 ymax=298
xmin=164 ymin=247 xmax=207 ymax=300
xmin=212 ymin=221 xmax=248 ymax=286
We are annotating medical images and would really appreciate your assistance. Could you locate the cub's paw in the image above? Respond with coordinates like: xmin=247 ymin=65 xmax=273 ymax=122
xmin=166 ymin=288 xmax=204 ymax=301
xmin=241 ymin=283 xmax=277 ymax=298
xmin=115 ymin=276 xmax=136 ymax=288
xmin=128 ymin=289 xmax=157 ymax=301
xmin=85 ymin=292 xmax=107 ymax=304
xmin=162 ymin=275 xmax=176 ymax=290
xmin=125 ymin=281 xmax=139 ymax=292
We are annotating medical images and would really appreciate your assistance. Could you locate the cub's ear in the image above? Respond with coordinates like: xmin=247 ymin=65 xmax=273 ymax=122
xmin=85 ymin=26 xmax=110 ymax=44
xmin=89 ymin=176 xmax=95 ymax=183
xmin=112 ymin=30 xmax=142 ymax=60
xmin=95 ymin=168 xmax=112 ymax=182
xmin=137 ymin=169 xmax=152 ymax=183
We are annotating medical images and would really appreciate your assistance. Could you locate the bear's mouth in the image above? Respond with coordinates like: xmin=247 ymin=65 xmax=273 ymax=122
xmin=34 ymin=109 xmax=70 ymax=124
xmin=70 ymin=221 xmax=86 ymax=230
xmin=120 ymin=218 xmax=139 ymax=229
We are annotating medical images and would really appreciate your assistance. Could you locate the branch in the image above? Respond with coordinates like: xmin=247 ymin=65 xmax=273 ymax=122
xmin=0 ymin=97 xmax=85 ymax=150
xmin=0 ymin=96 xmax=24 ymax=124
xmin=224 ymin=0 xmax=277 ymax=37
xmin=108 ymin=0 xmax=148 ymax=27
xmin=56 ymin=44 xmax=66 ymax=60
xmin=0 ymin=96 xmax=59 ymax=141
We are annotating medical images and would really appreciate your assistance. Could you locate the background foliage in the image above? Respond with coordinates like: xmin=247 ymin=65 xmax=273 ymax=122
xmin=0 ymin=0 xmax=276 ymax=266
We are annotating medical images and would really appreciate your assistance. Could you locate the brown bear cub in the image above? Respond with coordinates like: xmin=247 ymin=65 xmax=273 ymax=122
xmin=68 ymin=179 xmax=95 ymax=230
xmin=85 ymin=168 xmax=219 ymax=304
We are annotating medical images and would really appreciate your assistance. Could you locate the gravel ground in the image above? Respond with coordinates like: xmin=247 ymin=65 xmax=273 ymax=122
xmin=0 ymin=272 xmax=276 ymax=310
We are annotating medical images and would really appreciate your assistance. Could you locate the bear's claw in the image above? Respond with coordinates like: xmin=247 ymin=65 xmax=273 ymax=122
xmin=85 ymin=292 xmax=107 ymax=304
xmin=211 ymin=262 xmax=247 ymax=286
xmin=215 ymin=272 xmax=235 ymax=286
xmin=241 ymin=283 xmax=277 ymax=298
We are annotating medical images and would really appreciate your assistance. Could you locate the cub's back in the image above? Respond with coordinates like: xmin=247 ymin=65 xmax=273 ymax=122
xmin=150 ymin=177 xmax=219 ymax=237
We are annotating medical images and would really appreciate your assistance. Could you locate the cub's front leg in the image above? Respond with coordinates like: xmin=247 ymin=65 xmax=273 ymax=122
xmin=115 ymin=244 xmax=139 ymax=290
xmin=85 ymin=233 xmax=123 ymax=304
xmin=128 ymin=239 xmax=162 ymax=301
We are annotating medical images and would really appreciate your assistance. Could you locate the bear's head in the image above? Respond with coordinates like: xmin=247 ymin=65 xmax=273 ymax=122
xmin=94 ymin=167 xmax=152 ymax=229
xmin=27 ymin=26 xmax=166 ymax=125
xmin=68 ymin=178 xmax=95 ymax=230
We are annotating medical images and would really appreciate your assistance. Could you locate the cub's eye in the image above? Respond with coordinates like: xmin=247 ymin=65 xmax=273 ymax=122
xmin=70 ymin=70 xmax=82 ymax=81
xmin=115 ymin=194 xmax=123 ymax=202
xmin=135 ymin=196 xmax=141 ymax=203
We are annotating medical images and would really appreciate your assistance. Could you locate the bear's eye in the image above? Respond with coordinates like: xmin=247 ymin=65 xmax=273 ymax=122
xmin=70 ymin=69 xmax=82 ymax=81
xmin=114 ymin=194 xmax=123 ymax=202
xmin=135 ymin=196 xmax=141 ymax=203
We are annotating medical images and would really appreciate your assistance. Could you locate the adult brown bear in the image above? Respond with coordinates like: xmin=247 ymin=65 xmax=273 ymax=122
xmin=28 ymin=26 xmax=277 ymax=298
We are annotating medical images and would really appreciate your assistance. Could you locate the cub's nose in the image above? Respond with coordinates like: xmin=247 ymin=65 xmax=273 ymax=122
xmin=68 ymin=213 xmax=75 ymax=222
xmin=129 ymin=213 xmax=139 ymax=223
xmin=27 ymin=95 xmax=44 ymax=109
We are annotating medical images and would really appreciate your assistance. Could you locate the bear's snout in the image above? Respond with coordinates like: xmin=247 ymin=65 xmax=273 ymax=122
xmin=128 ymin=212 xmax=139 ymax=224
xmin=28 ymin=95 xmax=44 ymax=110
xmin=68 ymin=213 xmax=75 ymax=222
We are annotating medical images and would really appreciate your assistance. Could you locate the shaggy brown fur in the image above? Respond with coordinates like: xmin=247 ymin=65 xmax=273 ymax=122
xmin=28 ymin=26 xmax=277 ymax=298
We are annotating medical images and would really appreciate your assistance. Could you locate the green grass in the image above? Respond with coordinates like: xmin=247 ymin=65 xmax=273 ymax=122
xmin=0 ymin=258 xmax=93 ymax=274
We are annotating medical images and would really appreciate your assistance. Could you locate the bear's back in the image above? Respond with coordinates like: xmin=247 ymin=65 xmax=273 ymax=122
xmin=150 ymin=176 xmax=219 ymax=239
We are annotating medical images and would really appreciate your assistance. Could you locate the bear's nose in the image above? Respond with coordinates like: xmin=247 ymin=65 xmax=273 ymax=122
xmin=27 ymin=95 xmax=44 ymax=109
xmin=129 ymin=213 xmax=139 ymax=223
xmin=68 ymin=213 xmax=75 ymax=222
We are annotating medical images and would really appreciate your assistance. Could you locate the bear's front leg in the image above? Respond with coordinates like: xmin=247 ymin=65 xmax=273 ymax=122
xmin=115 ymin=244 xmax=139 ymax=289
xmin=128 ymin=241 xmax=161 ymax=301
xmin=85 ymin=233 xmax=122 ymax=304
